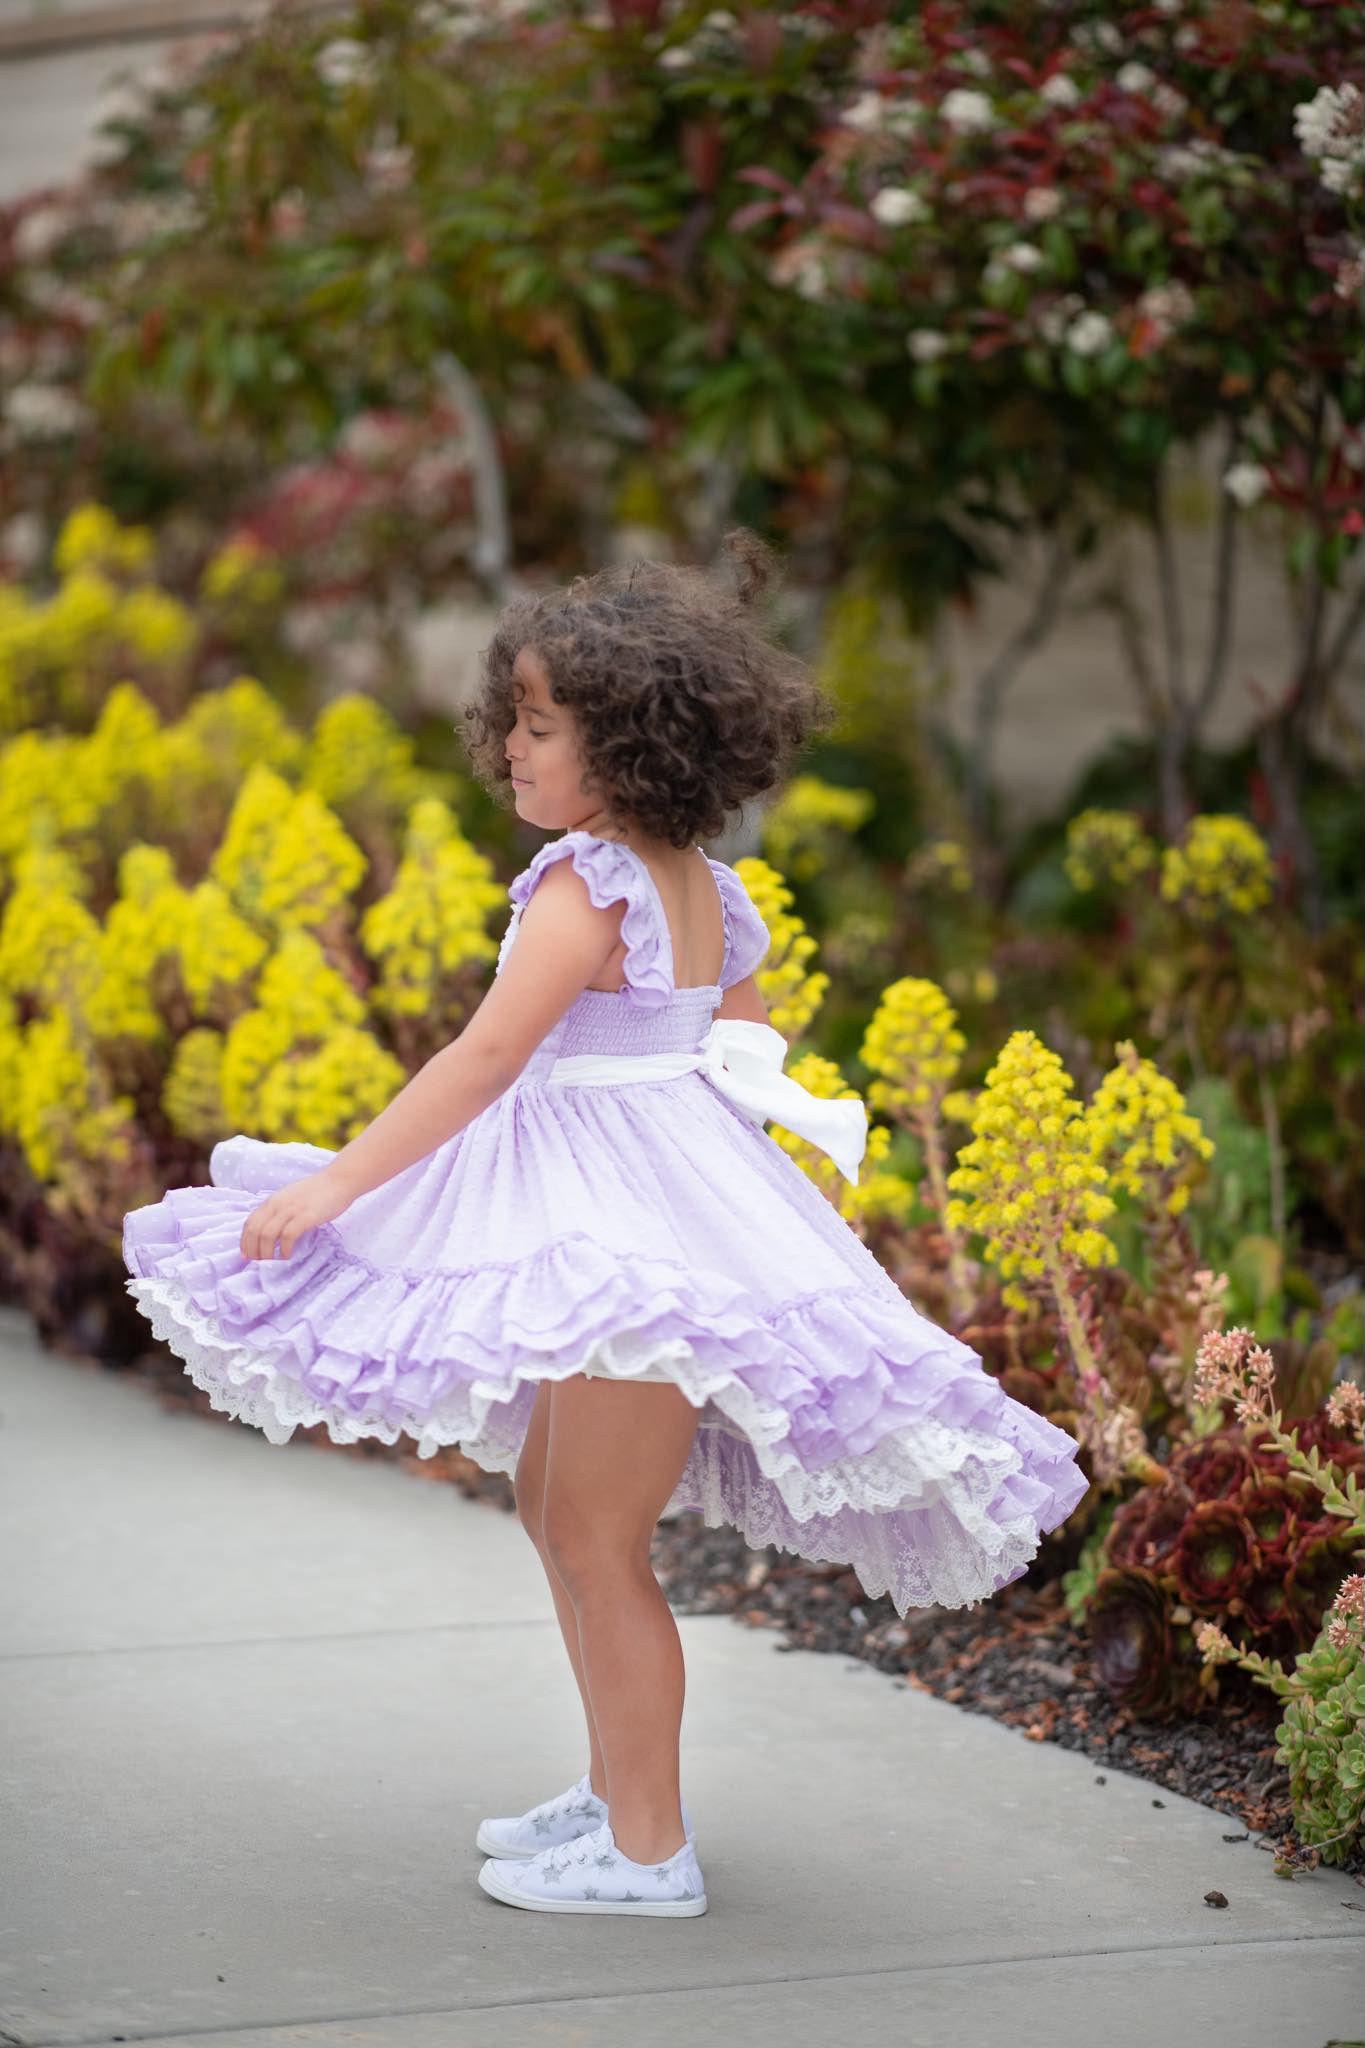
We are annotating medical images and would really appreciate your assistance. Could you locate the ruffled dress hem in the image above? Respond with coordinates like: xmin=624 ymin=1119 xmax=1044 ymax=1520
xmin=123 ymin=1219 xmax=1088 ymax=1617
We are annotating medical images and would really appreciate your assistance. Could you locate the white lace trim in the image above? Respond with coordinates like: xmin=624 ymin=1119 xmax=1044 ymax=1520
xmin=126 ymin=1272 xmax=1054 ymax=1614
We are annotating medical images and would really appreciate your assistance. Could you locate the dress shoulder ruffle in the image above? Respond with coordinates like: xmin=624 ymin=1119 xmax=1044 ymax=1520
xmin=505 ymin=831 xmax=671 ymax=1010
xmin=705 ymin=858 xmax=771 ymax=988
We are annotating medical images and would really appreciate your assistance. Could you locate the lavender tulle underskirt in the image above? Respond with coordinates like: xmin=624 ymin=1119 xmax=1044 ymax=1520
xmin=122 ymin=1083 xmax=1090 ymax=1618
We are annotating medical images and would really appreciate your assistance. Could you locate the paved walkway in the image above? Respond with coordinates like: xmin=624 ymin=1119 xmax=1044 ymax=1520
xmin=1 ymin=1300 xmax=1361 ymax=2046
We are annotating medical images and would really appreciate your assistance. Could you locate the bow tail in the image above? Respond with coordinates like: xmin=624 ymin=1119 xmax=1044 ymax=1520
xmin=710 ymin=1065 xmax=869 ymax=1186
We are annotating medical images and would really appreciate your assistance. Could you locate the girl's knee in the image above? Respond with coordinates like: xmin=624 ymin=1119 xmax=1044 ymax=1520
xmin=541 ymin=1502 xmax=648 ymax=1592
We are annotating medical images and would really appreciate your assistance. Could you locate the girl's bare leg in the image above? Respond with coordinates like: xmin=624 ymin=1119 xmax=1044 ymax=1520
xmin=540 ymin=1372 xmax=702 ymax=1866
xmin=511 ymin=1376 xmax=608 ymax=1802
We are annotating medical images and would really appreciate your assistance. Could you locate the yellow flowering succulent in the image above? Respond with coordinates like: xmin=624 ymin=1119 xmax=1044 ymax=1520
xmin=9 ymin=1005 xmax=136 ymax=1190
xmin=78 ymin=680 xmax=171 ymax=819
xmin=759 ymin=775 xmax=875 ymax=883
xmin=303 ymin=692 xmax=450 ymax=819
xmin=162 ymin=1027 xmax=229 ymax=1144
xmin=0 ymin=989 xmax=24 ymax=1140
xmin=85 ymin=844 xmax=189 ymax=1045
xmin=53 ymin=503 xmax=154 ymax=578
xmin=860 ymin=975 xmax=975 ymax=1315
xmin=360 ymin=797 xmax=506 ymax=1020
xmin=0 ymin=585 xmax=41 ymax=735
xmin=1085 ymin=1039 xmax=1215 ymax=1217
xmin=0 ymin=730 xmax=103 ymax=870
xmin=0 ymin=846 xmax=102 ymax=1009
xmin=905 ymin=837 xmax=973 ymax=895
xmin=1064 ymin=808 xmax=1158 ymax=893
xmin=258 ymin=788 xmax=367 ymax=928
xmin=1159 ymin=814 xmax=1274 ymax=923
xmin=861 ymin=977 xmax=967 ymax=1123
xmin=169 ymin=674 xmax=306 ymax=785
xmin=945 ymin=1028 xmax=1118 ymax=1317
xmin=220 ymin=928 xmax=399 ymax=1146
xmin=732 ymin=854 xmax=827 ymax=1040
xmin=256 ymin=1025 xmax=405 ymax=1148
xmin=200 ymin=534 xmax=285 ymax=610
xmin=211 ymin=763 xmax=366 ymax=930
xmin=114 ymin=584 xmax=197 ymax=666
xmin=177 ymin=880 xmax=270 ymax=1011
xmin=0 ymin=512 xmax=191 ymax=735
xmin=39 ymin=567 xmax=123 ymax=721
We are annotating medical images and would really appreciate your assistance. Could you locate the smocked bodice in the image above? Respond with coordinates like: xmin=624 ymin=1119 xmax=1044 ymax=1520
xmin=494 ymin=829 xmax=771 ymax=1081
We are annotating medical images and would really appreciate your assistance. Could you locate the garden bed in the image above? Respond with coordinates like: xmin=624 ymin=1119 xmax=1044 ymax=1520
xmin=109 ymin=1339 xmax=1363 ymax=1884
xmin=648 ymin=1512 xmax=1365 ymax=1886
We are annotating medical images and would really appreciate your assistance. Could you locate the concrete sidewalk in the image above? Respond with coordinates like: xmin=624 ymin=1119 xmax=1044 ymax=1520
xmin=1 ymin=1300 xmax=1361 ymax=2047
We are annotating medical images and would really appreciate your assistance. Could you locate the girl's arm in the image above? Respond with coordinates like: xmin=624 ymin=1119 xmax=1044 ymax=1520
xmin=325 ymin=858 xmax=623 ymax=1200
xmin=715 ymin=973 xmax=770 ymax=1027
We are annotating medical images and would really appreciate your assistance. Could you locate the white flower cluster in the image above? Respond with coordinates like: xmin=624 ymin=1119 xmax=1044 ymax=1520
xmin=1037 ymin=293 xmax=1113 ymax=355
xmin=1292 ymin=83 xmax=1365 ymax=198
xmin=1065 ymin=309 xmax=1114 ymax=356
xmin=985 ymin=241 xmax=1045 ymax=279
xmin=940 ymin=88 xmax=995 ymax=134
xmin=1040 ymin=73 xmax=1081 ymax=110
xmin=771 ymin=237 xmax=830 ymax=302
xmin=1223 ymin=461 xmax=1270 ymax=507
xmin=906 ymin=328 xmax=950 ymax=363
xmin=842 ymin=91 xmax=922 ymax=137
xmin=364 ymin=140 xmax=415 ymax=194
xmin=13 ymin=202 xmax=77 ymax=267
xmin=1116 ymin=61 xmax=1156 ymax=94
xmin=1136 ymin=279 xmax=1196 ymax=335
xmin=3 ymin=384 xmax=90 ymax=441
xmin=870 ymin=185 xmax=928 ymax=228
xmin=1157 ymin=136 xmax=1229 ymax=182
xmin=316 ymin=37 xmax=376 ymax=90
xmin=1073 ymin=18 xmax=1124 ymax=56
xmin=658 ymin=7 xmax=743 ymax=69
xmin=1116 ymin=61 xmax=1185 ymax=118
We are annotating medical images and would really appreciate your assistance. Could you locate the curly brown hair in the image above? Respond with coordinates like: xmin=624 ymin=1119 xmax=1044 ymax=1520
xmin=460 ymin=527 xmax=837 ymax=848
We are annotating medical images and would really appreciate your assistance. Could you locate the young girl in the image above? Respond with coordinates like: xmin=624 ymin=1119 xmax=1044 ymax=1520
xmin=123 ymin=528 xmax=1089 ymax=1921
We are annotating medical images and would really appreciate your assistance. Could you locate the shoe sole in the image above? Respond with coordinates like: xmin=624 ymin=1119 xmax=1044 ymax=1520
xmin=474 ymin=1820 xmax=694 ymax=1858
xmin=477 ymin=1860 xmax=707 ymax=1915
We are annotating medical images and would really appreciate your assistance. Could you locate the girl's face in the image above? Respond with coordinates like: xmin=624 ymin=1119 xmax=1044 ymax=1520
xmin=505 ymin=645 xmax=618 ymax=837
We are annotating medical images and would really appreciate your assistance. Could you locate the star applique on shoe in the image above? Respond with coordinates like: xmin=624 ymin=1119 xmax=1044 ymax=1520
xmin=478 ymin=1817 xmax=707 ymax=1916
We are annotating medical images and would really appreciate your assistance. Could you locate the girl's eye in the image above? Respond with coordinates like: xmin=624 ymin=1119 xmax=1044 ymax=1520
xmin=528 ymin=728 xmax=549 ymax=740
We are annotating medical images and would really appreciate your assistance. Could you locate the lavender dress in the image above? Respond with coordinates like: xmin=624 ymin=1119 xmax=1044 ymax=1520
xmin=123 ymin=828 xmax=1089 ymax=1616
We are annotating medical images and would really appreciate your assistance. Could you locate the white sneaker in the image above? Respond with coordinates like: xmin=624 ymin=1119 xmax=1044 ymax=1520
xmin=478 ymin=1816 xmax=707 ymax=1916
xmin=474 ymin=1773 xmax=694 ymax=1858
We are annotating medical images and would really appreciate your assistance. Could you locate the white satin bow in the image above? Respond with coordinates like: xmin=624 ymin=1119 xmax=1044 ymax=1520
xmin=547 ymin=1017 xmax=868 ymax=1186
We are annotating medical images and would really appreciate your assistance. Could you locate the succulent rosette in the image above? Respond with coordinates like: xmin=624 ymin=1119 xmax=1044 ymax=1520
xmin=1285 ymin=1525 xmax=1365 ymax=1645
xmin=1171 ymin=1499 xmax=1258 ymax=1615
xmin=1089 ymin=1566 xmax=1204 ymax=1717
xmin=1239 ymin=1569 xmax=1295 ymax=1646
xmin=1171 ymin=1435 xmax=1257 ymax=1502
xmin=1236 ymin=1473 xmax=1311 ymax=1569
xmin=1106 ymin=1480 xmax=1189 ymax=1573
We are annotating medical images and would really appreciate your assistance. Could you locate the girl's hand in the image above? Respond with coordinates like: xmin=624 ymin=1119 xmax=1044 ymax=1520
xmin=239 ymin=1167 xmax=355 ymax=1261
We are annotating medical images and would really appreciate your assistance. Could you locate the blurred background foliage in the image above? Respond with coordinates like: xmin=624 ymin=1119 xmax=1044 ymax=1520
xmin=0 ymin=0 xmax=1361 ymax=1853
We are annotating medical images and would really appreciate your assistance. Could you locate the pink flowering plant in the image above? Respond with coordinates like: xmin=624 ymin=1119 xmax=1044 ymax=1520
xmin=1188 ymin=1329 xmax=1363 ymax=1869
